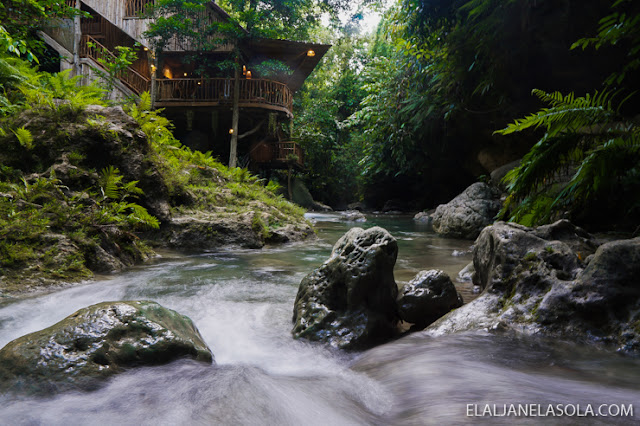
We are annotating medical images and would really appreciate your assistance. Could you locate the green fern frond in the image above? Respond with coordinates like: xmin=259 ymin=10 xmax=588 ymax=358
xmin=497 ymin=86 xmax=639 ymax=226
xmin=126 ymin=203 xmax=160 ymax=229
xmin=138 ymin=92 xmax=152 ymax=112
xmin=496 ymin=90 xmax=616 ymax=136
xmin=100 ymin=166 xmax=123 ymax=200
xmin=12 ymin=127 xmax=33 ymax=150
xmin=121 ymin=180 xmax=144 ymax=197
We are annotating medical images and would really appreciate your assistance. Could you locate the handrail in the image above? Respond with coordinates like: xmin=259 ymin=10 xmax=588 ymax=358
xmin=156 ymin=77 xmax=294 ymax=113
xmin=79 ymin=34 xmax=150 ymax=94
xmin=272 ymin=141 xmax=303 ymax=166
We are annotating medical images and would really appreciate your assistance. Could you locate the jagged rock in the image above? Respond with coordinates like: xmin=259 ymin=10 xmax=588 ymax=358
xmin=431 ymin=182 xmax=502 ymax=239
xmin=340 ymin=210 xmax=367 ymax=222
xmin=0 ymin=301 xmax=213 ymax=394
xmin=397 ymin=270 xmax=463 ymax=329
xmin=292 ymin=227 xmax=399 ymax=349
xmin=427 ymin=220 xmax=640 ymax=352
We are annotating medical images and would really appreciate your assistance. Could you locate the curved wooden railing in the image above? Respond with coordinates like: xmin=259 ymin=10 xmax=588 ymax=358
xmin=156 ymin=78 xmax=294 ymax=114
xmin=79 ymin=35 xmax=150 ymax=94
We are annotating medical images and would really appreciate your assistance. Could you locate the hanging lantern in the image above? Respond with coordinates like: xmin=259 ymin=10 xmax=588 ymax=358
xmin=307 ymin=50 xmax=315 ymax=57
xmin=246 ymin=70 xmax=252 ymax=79
xmin=242 ymin=65 xmax=247 ymax=76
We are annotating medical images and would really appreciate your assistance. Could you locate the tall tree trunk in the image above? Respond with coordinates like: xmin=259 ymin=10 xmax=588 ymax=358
xmin=150 ymin=52 xmax=157 ymax=109
xmin=72 ymin=0 xmax=81 ymax=77
xmin=287 ymin=165 xmax=293 ymax=201
xmin=229 ymin=62 xmax=240 ymax=168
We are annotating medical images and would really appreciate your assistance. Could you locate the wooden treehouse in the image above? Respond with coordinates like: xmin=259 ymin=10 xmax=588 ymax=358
xmin=41 ymin=0 xmax=330 ymax=171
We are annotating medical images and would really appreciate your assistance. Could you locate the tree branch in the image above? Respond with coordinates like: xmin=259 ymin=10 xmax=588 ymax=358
xmin=239 ymin=119 xmax=265 ymax=140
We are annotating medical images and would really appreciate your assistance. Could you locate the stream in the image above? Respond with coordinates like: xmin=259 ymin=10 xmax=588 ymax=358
xmin=0 ymin=213 xmax=638 ymax=424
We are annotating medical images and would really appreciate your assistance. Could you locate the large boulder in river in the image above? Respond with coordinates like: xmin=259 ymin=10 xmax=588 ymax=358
xmin=292 ymin=227 xmax=399 ymax=349
xmin=431 ymin=182 xmax=501 ymax=239
xmin=397 ymin=270 xmax=463 ymax=329
xmin=0 ymin=301 xmax=213 ymax=394
xmin=428 ymin=220 xmax=640 ymax=352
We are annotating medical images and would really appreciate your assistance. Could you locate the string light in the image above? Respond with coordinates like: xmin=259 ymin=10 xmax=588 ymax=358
xmin=307 ymin=50 xmax=315 ymax=57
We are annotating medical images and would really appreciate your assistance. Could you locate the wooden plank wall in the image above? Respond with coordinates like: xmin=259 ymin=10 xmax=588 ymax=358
xmin=80 ymin=0 xmax=232 ymax=52
xmin=82 ymin=0 xmax=152 ymax=45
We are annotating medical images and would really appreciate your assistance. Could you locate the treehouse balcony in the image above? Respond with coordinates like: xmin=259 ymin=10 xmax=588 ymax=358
xmin=155 ymin=78 xmax=294 ymax=117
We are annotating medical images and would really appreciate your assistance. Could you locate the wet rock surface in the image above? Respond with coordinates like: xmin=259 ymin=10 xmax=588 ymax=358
xmin=292 ymin=227 xmax=399 ymax=349
xmin=340 ymin=210 xmax=367 ymax=222
xmin=0 ymin=301 xmax=213 ymax=394
xmin=397 ymin=270 xmax=463 ymax=329
xmin=431 ymin=182 xmax=501 ymax=239
xmin=427 ymin=220 xmax=640 ymax=352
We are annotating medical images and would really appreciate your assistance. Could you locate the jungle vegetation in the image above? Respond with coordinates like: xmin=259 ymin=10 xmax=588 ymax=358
xmin=294 ymin=0 xmax=640 ymax=229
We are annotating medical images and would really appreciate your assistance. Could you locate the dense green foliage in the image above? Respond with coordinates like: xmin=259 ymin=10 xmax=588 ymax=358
xmin=495 ymin=0 xmax=640 ymax=227
xmin=294 ymin=0 xmax=640 ymax=225
xmin=294 ymin=35 xmax=366 ymax=206
xmin=497 ymin=89 xmax=639 ymax=226
xmin=0 ymin=53 xmax=306 ymax=291
xmin=0 ymin=0 xmax=80 ymax=61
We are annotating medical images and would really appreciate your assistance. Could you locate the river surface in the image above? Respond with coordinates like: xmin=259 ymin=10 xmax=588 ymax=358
xmin=1 ymin=213 xmax=639 ymax=425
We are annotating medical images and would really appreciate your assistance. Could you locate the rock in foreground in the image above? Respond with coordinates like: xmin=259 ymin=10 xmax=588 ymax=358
xmin=397 ymin=270 xmax=463 ymax=329
xmin=292 ymin=227 xmax=399 ymax=349
xmin=428 ymin=220 xmax=640 ymax=352
xmin=0 ymin=301 xmax=213 ymax=394
xmin=431 ymin=182 xmax=501 ymax=239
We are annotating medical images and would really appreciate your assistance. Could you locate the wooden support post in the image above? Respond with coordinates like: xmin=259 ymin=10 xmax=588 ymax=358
xmin=229 ymin=62 xmax=240 ymax=168
xmin=72 ymin=0 xmax=81 ymax=77
xmin=150 ymin=51 xmax=157 ymax=109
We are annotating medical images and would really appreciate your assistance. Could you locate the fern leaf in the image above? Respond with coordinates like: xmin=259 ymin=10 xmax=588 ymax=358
xmin=126 ymin=203 xmax=160 ymax=229
xmin=12 ymin=127 xmax=33 ymax=150
xmin=100 ymin=166 xmax=123 ymax=200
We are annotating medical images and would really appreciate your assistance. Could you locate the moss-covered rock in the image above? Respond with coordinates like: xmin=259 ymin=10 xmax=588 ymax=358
xmin=0 ymin=301 xmax=213 ymax=394
xmin=0 ymin=102 xmax=313 ymax=296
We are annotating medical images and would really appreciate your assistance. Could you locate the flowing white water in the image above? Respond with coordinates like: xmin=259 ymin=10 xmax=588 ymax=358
xmin=0 ymin=214 xmax=638 ymax=424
